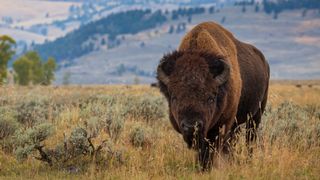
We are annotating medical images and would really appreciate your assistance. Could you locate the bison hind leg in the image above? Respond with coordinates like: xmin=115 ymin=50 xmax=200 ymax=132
xmin=246 ymin=82 xmax=268 ymax=152
xmin=246 ymin=99 xmax=267 ymax=156
xmin=245 ymin=112 xmax=260 ymax=146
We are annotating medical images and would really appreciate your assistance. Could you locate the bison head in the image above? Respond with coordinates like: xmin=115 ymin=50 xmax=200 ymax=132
xmin=157 ymin=51 xmax=230 ymax=148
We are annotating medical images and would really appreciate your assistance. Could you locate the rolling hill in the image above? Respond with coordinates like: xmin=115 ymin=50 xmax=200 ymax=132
xmin=51 ymin=5 xmax=320 ymax=84
xmin=1 ymin=1 xmax=319 ymax=84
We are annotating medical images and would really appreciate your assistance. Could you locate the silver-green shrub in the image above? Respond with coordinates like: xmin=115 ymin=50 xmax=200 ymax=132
xmin=261 ymin=101 xmax=320 ymax=147
xmin=0 ymin=106 xmax=18 ymax=140
xmin=122 ymin=96 xmax=167 ymax=123
xmin=16 ymin=97 xmax=49 ymax=128
xmin=130 ymin=126 xmax=148 ymax=147
xmin=0 ymin=106 xmax=19 ymax=152
xmin=15 ymin=123 xmax=54 ymax=163
xmin=80 ymin=101 xmax=124 ymax=141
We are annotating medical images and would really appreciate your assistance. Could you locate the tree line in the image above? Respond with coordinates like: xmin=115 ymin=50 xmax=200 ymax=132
xmin=171 ymin=7 xmax=206 ymax=20
xmin=263 ymin=0 xmax=320 ymax=15
xmin=35 ymin=6 xmax=212 ymax=62
xmin=0 ymin=35 xmax=56 ymax=86
xmin=35 ymin=9 xmax=167 ymax=62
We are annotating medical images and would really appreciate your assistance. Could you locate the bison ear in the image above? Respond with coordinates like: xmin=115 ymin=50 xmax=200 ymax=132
xmin=157 ymin=51 xmax=183 ymax=85
xmin=157 ymin=51 xmax=183 ymax=100
xmin=206 ymin=58 xmax=230 ymax=85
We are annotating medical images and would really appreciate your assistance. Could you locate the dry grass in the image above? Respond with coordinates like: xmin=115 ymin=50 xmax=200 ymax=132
xmin=0 ymin=82 xmax=319 ymax=179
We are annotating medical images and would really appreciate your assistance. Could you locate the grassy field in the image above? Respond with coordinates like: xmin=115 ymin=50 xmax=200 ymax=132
xmin=0 ymin=82 xmax=319 ymax=179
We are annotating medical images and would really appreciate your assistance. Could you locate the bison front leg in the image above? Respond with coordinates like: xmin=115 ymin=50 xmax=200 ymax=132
xmin=197 ymin=128 xmax=225 ymax=170
xmin=198 ymin=124 xmax=237 ymax=170
xmin=198 ymin=138 xmax=213 ymax=170
xmin=198 ymin=135 xmax=232 ymax=170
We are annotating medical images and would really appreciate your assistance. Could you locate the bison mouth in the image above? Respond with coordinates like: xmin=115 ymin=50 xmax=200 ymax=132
xmin=181 ymin=122 xmax=204 ymax=149
xmin=183 ymin=133 xmax=202 ymax=149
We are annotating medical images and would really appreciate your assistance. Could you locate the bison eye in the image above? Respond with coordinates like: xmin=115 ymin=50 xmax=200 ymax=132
xmin=208 ymin=96 xmax=215 ymax=104
xmin=171 ymin=96 xmax=177 ymax=103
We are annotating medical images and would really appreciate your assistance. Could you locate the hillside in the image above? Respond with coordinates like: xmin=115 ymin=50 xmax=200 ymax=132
xmin=52 ymin=6 xmax=320 ymax=84
xmin=35 ymin=9 xmax=167 ymax=61
xmin=0 ymin=0 xmax=79 ymax=42
xmin=1 ymin=1 xmax=320 ymax=84
xmin=0 ymin=0 xmax=219 ymax=47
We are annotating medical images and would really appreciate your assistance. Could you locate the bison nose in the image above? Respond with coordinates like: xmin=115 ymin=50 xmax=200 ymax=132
xmin=181 ymin=121 xmax=193 ymax=133
xmin=180 ymin=120 xmax=203 ymax=134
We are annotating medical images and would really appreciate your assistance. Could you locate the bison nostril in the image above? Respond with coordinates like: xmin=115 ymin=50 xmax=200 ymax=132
xmin=181 ymin=120 xmax=203 ymax=133
xmin=181 ymin=121 xmax=192 ymax=132
xmin=183 ymin=127 xmax=189 ymax=133
xmin=197 ymin=121 xmax=203 ymax=129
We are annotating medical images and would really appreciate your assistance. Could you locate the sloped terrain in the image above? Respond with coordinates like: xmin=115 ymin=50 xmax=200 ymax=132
xmin=55 ymin=6 xmax=320 ymax=84
xmin=0 ymin=0 xmax=79 ymax=43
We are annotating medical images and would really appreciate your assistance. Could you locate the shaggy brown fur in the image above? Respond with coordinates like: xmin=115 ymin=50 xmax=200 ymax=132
xmin=157 ymin=22 xmax=269 ymax=170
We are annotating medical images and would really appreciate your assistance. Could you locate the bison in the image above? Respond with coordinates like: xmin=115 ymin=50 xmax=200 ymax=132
xmin=156 ymin=22 xmax=269 ymax=170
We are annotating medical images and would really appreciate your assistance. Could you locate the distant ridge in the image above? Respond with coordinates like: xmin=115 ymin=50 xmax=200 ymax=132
xmin=35 ymin=9 xmax=166 ymax=62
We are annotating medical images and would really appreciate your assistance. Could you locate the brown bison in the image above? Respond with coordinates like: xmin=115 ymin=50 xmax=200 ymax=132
xmin=156 ymin=22 xmax=269 ymax=169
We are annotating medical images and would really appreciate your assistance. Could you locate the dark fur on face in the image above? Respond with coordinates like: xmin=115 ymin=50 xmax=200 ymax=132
xmin=157 ymin=50 xmax=230 ymax=147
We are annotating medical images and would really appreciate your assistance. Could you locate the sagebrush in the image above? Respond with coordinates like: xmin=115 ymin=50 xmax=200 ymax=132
xmin=0 ymin=84 xmax=319 ymax=179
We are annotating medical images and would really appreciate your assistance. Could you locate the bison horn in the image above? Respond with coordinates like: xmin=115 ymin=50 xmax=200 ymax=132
xmin=157 ymin=63 xmax=170 ymax=85
xmin=214 ymin=60 xmax=230 ymax=85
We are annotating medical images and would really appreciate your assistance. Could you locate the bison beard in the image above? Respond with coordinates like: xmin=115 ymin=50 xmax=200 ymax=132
xmin=181 ymin=121 xmax=213 ymax=169
xmin=156 ymin=22 xmax=270 ymax=171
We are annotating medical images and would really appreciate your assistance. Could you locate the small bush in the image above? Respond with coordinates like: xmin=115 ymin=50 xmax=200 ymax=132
xmin=0 ymin=107 xmax=18 ymax=140
xmin=80 ymin=102 xmax=106 ymax=136
xmin=0 ymin=107 xmax=19 ymax=152
xmin=42 ymin=127 xmax=95 ymax=167
xmin=80 ymin=102 xmax=107 ymax=120
xmin=16 ymin=98 xmax=49 ymax=128
xmin=68 ymin=127 xmax=93 ymax=156
xmin=130 ymin=125 xmax=151 ymax=148
xmin=122 ymin=96 xmax=167 ymax=122
xmin=15 ymin=123 xmax=54 ymax=164
xmin=104 ymin=113 xmax=124 ymax=141
xmin=80 ymin=101 xmax=124 ymax=141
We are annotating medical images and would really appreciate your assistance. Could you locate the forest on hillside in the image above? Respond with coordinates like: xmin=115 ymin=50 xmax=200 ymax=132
xmin=34 ymin=6 xmax=207 ymax=63
xmin=35 ymin=9 xmax=167 ymax=62
xmin=263 ymin=0 xmax=320 ymax=14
